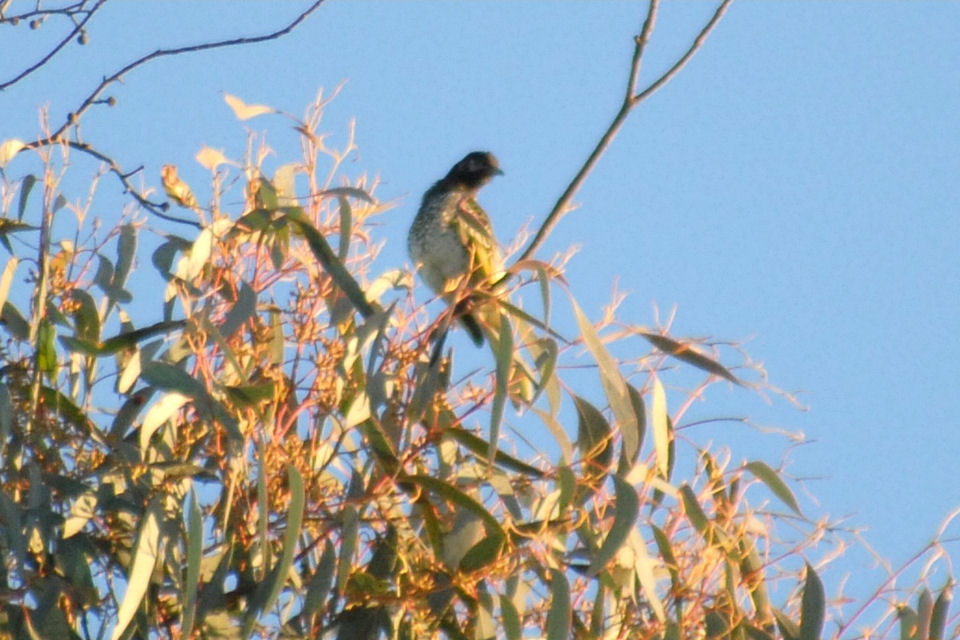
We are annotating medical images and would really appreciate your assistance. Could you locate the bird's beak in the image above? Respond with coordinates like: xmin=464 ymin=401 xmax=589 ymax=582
xmin=494 ymin=168 xmax=504 ymax=176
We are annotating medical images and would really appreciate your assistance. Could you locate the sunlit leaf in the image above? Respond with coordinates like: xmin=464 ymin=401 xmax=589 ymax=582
xmin=140 ymin=392 xmax=188 ymax=451
xmin=651 ymin=376 xmax=670 ymax=477
xmin=745 ymin=460 xmax=802 ymax=516
xmin=337 ymin=505 xmax=358 ymax=592
xmin=110 ymin=499 xmax=163 ymax=640
xmin=37 ymin=319 xmax=57 ymax=379
xmin=0 ymin=258 xmax=18 ymax=310
xmin=588 ymin=474 xmax=639 ymax=575
xmin=62 ymin=491 xmax=97 ymax=539
xmin=0 ymin=138 xmax=25 ymax=168
xmin=545 ymin=568 xmax=571 ymax=640
xmin=195 ymin=146 xmax=229 ymax=171
xmin=571 ymin=297 xmax=639 ymax=444
xmin=224 ymin=93 xmax=274 ymax=120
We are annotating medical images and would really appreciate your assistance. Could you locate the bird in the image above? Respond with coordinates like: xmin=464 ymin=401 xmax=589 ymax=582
xmin=408 ymin=151 xmax=504 ymax=346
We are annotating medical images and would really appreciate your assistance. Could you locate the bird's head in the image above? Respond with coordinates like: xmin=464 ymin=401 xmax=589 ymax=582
xmin=444 ymin=151 xmax=503 ymax=190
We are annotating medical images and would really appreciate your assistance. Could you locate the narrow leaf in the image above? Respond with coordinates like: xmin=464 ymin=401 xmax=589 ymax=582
xmin=110 ymin=500 xmax=163 ymax=640
xmin=588 ymin=474 xmax=639 ymax=575
xmin=18 ymin=174 xmax=37 ymax=219
xmin=404 ymin=475 xmax=506 ymax=539
xmin=571 ymin=298 xmax=638 ymax=444
xmin=0 ymin=258 xmax=18 ymax=310
xmin=181 ymin=489 xmax=203 ymax=639
xmin=680 ymin=484 xmax=710 ymax=535
xmin=745 ymin=461 xmax=802 ymax=516
xmin=799 ymin=563 xmax=825 ymax=640
xmin=545 ymin=568 xmax=571 ymax=640
xmin=929 ymin=583 xmax=952 ymax=640
xmin=488 ymin=312 xmax=512 ymax=465
xmin=651 ymin=376 xmax=670 ymax=477
xmin=639 ymin=330 xmax=739 ymax=384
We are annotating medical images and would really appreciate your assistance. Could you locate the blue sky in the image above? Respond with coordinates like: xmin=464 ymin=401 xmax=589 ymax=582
xmin=4 ymin=0 xmax=959 ymax=608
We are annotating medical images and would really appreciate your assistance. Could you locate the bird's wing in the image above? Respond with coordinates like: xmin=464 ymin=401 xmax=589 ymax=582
xmin=453 ymin=197 xmax=504 ymax=284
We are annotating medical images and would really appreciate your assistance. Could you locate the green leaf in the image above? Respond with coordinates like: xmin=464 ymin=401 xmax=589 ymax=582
xmin=69 ymin=289 xmax=100 ymax=343
xmin=2 ymin=301 xmax=29 ymax=339
xmin=619 ymin=383 xmax=645 ymax=472
xmin=403 ymin=474 xmax=506 ymax=539
xmin=588 ymin=474 xmax=639 ymax=576
xmin=680 ymin=484 xmax=710 ymax=536
xmin=110 ymin=499 xmax=163 ymax=640
xmin=896 ymin=605 xmax=918 ymax=640
xmin=799 ymin=562 xmax=825 ymax=640
xmin=443 ymin=427 xmax=544 ymax=477
xmin=37 ymin=319 xmax=57 ymax=378
xmin=545 ymin=568 xmax=571 ymax=640
xmin=336 ymin=195 xmax=352 ymax=260
xmin=639 ymin=330 xmax=739 ymax=385
xmin=500 ymin=595 xmax=522 ymax=640
xmin=284 ymin=207 xmax=374 ymax=318
xmin=489 ymin=312 xmax=512 ymax=465
xmin=929 ymin=582 xmax=952 ymax=640
xmin=220 ymin=281 xmax=256 ymax=337
xmin=574 ymin=394 xmax=612 ymax=473
xmin=570 ymin=298 xmax=639 ymax=447
xmin=917 ymin=588 xmax=933 ymax=640
xmin=337 ymin=505 xmax=359 ymax=592
xmin=244 ymin=465 xmax=305 ymax=635
xmin=114 ymin=224 xmax=137 ymax=289
xmin=320 ymin=186 xmax=375 ymax=203
xmin=18 ymin=174 xmax=37 ymax=220
xmin=181 ymin=489 xmax=203 ymax=639
xmin=301 ymin=539 xmax=336 ymax=624
xmin=773 ymin=607 xmax=800 ymax=640
xmin=745 ymin=461 xmax=802 ymax=516
xmin=140 ymin=361 xmax=208 ymax=399
xmin=458 ymin=533 xmax=505 ymax=572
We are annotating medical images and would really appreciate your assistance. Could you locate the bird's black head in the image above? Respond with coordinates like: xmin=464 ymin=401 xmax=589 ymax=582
xmin=443 ymin=151 xmax=503 ymax=190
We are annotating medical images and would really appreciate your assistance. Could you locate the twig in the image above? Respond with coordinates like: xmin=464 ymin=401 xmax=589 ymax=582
xmin=18 ymin=0 xmax=328 ymax=226
xmin=0 ymin=0 xmax=107 ymax=91
xmin=517 ymin=0 xmax=733 ymax=264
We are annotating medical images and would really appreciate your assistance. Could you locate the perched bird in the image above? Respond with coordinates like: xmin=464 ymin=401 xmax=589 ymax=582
xmin=408 ymin=151 xmax=504 ymax=346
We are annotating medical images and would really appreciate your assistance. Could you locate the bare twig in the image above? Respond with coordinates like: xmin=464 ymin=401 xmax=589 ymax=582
xmin=17 ymin=0 xmax=328 ymax=226
xmin=0 ymin=0 xmax=107 ymax=91
xmin=517 ymin=0 xmax=733 ymax=264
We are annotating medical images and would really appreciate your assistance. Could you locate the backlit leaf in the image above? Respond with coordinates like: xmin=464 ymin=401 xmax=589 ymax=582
xmin=224 ymin=93 xmax=274 ymax=120
xmin=588 ymin=474 xmax=639 ymax=575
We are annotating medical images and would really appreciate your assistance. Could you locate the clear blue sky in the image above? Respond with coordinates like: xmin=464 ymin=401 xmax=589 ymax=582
xmin=4 ymin=0 xmax=959 ymax=606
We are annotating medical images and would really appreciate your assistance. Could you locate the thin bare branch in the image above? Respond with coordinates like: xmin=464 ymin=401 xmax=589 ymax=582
xmin=0 ymin=0 xmax=107 ymax=91
xmin=516 ymin=0 xmax=732 ymax=264
xmin=632 ymin=0 xmax=734 ymax=105
xmin=16 ymin=0 xmax=328 ymax=227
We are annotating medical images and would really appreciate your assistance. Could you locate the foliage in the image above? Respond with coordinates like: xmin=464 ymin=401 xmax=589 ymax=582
xmin=1 ymin=2 xmax=958 ymax=640
xmin=0 ymin=91 xmax=956 ymax=640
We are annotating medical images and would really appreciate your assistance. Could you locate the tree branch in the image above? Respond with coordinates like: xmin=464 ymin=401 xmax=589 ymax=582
xmin=16 ymin=0 xmax=328 ymax=227
xmin=0 ymin=0 xmax=107 ymax=91
xmin=516 ymin=0 xmax=732 ymax=264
